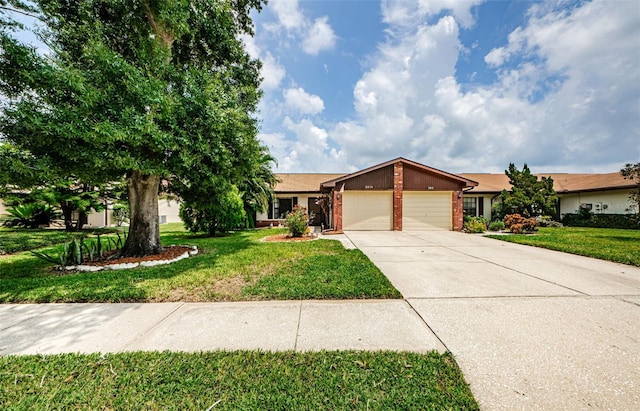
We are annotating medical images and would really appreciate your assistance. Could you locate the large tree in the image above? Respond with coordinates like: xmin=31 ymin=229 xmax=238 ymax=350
xmin=493 ymin=163 xmax=558 ymax=219
xmin=0 ymin=0 xmax=266 ymax=256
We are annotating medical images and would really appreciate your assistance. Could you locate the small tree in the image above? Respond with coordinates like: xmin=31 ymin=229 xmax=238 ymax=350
xmin=180 ymin=184 xmax=245 ymax=237
xmin=493 ymin=163 xmax=558 ymax=220
xmin=620 ymin=162 xmax=640 ymax=214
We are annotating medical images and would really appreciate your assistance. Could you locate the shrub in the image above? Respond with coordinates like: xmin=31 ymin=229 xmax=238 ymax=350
xmin=112 ymin=203 xmax=130 ymax=226
xmin=285 ymin=205 xmax=308 ymax=237
xmin=561 ymin=213 xmax=639 ymax=229
xmin=180 ymin=185 xmax=245 ymax=236
xmin=464 ymin=216 xmax=487 ymax=233
xmin=536 ymin=215 xmax=563 ymax=228
xmin=1 ymin=203 xmax=60 ymax=228
xmin=503 ymin=214 xmax=537 ymax=234
xmin=488 ymin=220 xmax=505 ymax=231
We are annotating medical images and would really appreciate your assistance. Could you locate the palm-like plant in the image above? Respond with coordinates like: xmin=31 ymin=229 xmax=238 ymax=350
xmin=2 ymin=202 xmax=60 ymax=228
xmin=238 ymin=149 xmax=278 ymax=227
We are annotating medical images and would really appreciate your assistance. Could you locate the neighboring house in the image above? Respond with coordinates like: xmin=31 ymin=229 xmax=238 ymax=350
xmin=256 ymin=158 xmax=638 ymax=231
xmin=0 ymin=197 xmax=182 ymax=228
xmin=85 ymin=197 xmax=182 ymax=228
xmin=460 ymin=172 xmax=637 ymax=220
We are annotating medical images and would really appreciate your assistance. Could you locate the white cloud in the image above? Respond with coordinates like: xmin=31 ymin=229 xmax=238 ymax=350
xmin=302 ymin=17 xmax=337 ymax=55
xmin=265 ymin=0 xmax=337 ymax=55
xmin=256 ymin=0 xmax=639 ymax=173
xmin=270 ymin=0 xmax=305 ymax=30
xmin=260 ymin=119 xmax=346 ymax=172
xmin=261 ymin=53 xmax=286 ymax=90
xmin=381 ymin=0 xmax=483 ymax=29
xmin=283 ymin=87 xmax=325 ymax=115
xmin=326 ymin=0 xmax=640 ymax=172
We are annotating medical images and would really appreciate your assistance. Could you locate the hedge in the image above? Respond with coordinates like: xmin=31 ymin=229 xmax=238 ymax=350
xmin=561 ymin=213 xmax=639 ymax=229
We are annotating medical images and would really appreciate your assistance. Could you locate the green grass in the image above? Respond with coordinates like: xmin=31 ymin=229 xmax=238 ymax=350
xmin=486 ymin=227 xmax=640 ymax=266
xmin=0 ymin=224 xmax=401 ymax=302
xmin=0 ymin=228 xmax=75 ymax=254
xmin=0 ymin=351 xmax=478 ymax=410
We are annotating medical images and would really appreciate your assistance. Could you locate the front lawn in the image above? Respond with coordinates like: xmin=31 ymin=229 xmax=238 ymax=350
xmin=486 ymin=227 xmax=640 ymax=266
xmin=0 ymin=227 xmax=75 ymax=255
xmin=0 ymin=224 xmax=401 ymax=302
xmin=0 ymin=351 xmax=478 ymax=410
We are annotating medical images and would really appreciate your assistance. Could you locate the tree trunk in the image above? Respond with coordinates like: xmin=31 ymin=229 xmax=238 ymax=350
xmin=60 ymin=203 xmax=77 ymax=231
xmin=121 ymin=170 xmax=163 ymax=257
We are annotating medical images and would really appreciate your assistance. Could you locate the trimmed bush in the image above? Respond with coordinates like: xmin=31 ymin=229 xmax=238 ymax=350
xmin=504 ymin=214 xmax=537 ymax=234
xmin=488 ymin=220 xmax=505 ymax=231
xmin=464 ymin=216 xmax=487 ymax=233
xmin=285 ymin=205 xmax=309 ymax=237
xmin=536 ymin=215 xmax=563 ymax=228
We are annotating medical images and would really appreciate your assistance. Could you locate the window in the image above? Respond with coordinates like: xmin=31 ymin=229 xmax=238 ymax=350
xmin=274 ymin=197 xmax=298 ymax=219
xmin=463 ymin=197 xmax=477 ymax=217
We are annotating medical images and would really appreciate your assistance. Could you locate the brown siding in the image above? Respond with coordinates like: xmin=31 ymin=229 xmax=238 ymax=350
xmin=404 ymin=165 xmax=463 ymax=191
xmin=342 ymin=165 xmax=394 ymax=190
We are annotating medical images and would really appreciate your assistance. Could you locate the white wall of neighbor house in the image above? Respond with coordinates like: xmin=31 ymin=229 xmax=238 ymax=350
xmin=0 ymin=200 xmax=7 ymax=217
xmin=558 ymin=189 xmax=636 ymax=215
xmin=158 ymin=197 xmax=182 ymax=224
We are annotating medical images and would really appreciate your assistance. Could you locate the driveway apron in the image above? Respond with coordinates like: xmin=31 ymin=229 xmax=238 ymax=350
xmin=346 ymin=230 xmax=640 ymax=410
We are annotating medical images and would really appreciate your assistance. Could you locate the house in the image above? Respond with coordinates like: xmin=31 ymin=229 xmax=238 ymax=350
xmin=256 ymin=158 xmax=638 ymax=231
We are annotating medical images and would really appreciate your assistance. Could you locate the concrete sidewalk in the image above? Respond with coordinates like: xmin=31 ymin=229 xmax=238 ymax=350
xmin=0 ymin=300 xmax=443 ymax=355
xmin=346 ymin=230 xmax=640 ymax=411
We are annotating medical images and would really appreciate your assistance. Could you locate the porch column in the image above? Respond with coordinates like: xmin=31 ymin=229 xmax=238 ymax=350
xmin=333 ymin=187 xmax=343 ymax=231
xmin=452 ymin=190 xmax=464 ymax=231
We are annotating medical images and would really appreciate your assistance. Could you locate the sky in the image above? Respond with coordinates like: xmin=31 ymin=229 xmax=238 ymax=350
xmin=244 ymin=0 xmax=640 ymax=174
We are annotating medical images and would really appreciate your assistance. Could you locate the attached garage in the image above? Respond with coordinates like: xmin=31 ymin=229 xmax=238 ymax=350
xmin=323 ymin=158 xmax=478 ymax=232
xmin=402 ymin=191 xmax=452 ymax=230
xmin=342 ymin=191 xmax=393 ymax=230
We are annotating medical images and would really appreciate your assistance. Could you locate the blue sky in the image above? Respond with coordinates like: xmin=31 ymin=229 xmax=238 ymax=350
xmin=244 ymin=0 xmax=640 ymax=173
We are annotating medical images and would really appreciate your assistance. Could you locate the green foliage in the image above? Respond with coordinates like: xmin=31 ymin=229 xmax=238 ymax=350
xmin=2 ymin=202 xmax=60 ymax=228
xmin=620 ymin=162 xmax=640 ymax=214
xmin=0 ymin=351 xmax=477 ymax=410
xmin=463 ymin=216 xmax=487 ymax=233
xmin=0 ymin=0 xmax=268 ymax=256
xmin=238 ymin=149 xmax=278 ymax=228
xmin=111 ymin=203 xmax=129 ymax=227
xmin=0 ymin=144 xmax=122 ymax=231
xmin=536 ymin=215 xmax=563 ymax=228
xmin=285 ymin=205 xmax=309 ymax=237
xmin=503 ymin=214 xmax=538 ymax=234
xmin=493 ymin=163 xmax=558 ymax=220
xmin=488 ymin=220 xmax=505 ymax=231
xmin=180 ymin=184 xmax=245 ymax=236
xmin=486 ymin=227 xmax=640 ymax=266
xmin=561 ymin=212 xmax=639 ymax=229
xmin=30 ymin=231 xmax=127 ymax=267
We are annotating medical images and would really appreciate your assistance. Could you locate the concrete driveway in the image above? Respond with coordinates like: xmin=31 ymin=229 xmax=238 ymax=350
xmin=345 ymin=230 xmax=640 ymax=410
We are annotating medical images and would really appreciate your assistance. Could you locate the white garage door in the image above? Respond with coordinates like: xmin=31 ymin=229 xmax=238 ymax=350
xmin=402 ymin=192 xmax=452 ymax=230
xmin=343 ymin=191 xmax=392 ymax=231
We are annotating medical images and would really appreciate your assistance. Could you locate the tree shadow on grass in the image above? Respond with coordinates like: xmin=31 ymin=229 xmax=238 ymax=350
xmin=0 ymin=231 xmax=259 ymax=303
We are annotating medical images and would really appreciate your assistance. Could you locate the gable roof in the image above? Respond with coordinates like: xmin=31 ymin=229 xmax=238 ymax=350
xmin=275 ymin=173 xmax=344 ymax=193
xmin=321 ymin=157 xmax=478 ymax=189
xmin=273 ymin=162 xmax=634 ymax=195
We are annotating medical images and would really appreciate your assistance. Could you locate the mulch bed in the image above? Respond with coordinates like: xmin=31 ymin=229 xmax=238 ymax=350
xmin=262 ymin=234 xmax=318 ymax=242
